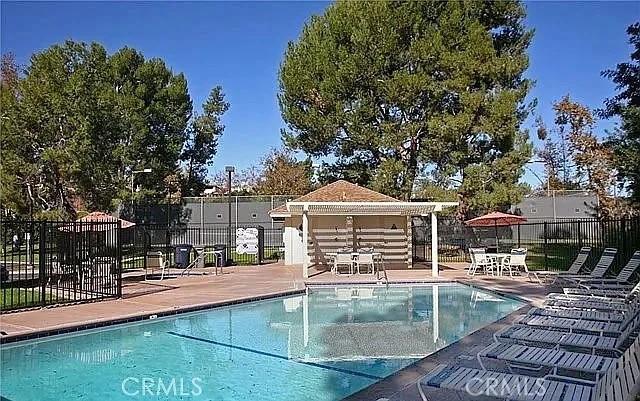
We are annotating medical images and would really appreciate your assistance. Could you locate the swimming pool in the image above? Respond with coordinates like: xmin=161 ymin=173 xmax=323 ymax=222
xmin=1 ymin=283 xmax=522 ymax=401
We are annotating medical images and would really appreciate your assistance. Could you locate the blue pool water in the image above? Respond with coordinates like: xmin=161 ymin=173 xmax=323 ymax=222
xmin=1 ymin=284 xmax=522 ymax=401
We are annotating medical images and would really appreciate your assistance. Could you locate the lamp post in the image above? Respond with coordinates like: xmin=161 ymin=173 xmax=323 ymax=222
xmin=130 ymin=168 xmax=152 ymax=210
xmin=526 ymin=159 xmax=557 ymax=221
xmin=526 ymin=159 xmax=550 ymax=196
xmin=225 ymin=165 xmax=235 ymax=263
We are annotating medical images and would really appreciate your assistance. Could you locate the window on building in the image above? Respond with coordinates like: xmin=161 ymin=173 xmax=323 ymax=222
xmin=575 ymin=208 xmax=581 ymax=213
xmin=251 ymin=213 xmax=257 ymax=219
xmin=530 ymin=207 xmax=537 ymax=214
xmin=216 ymin=214 xmax=222 ymax=219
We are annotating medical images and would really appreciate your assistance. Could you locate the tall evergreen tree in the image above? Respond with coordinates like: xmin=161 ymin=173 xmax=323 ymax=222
xmin=0 ymin=41 xmax=226 ymax=219
xmin=279 ymin=0 xmax=533 ymax=216
xmin=602 ymin=22 xmax=640 ymax=202
xmin=181 ymin=86 xmax=230 ymax=196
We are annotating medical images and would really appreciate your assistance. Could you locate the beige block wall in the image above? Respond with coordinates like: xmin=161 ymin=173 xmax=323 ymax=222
xmin=284 ymin=214 xmax=410 ymax=268
xmin=352 ymin=215 xmax=410 ymax=267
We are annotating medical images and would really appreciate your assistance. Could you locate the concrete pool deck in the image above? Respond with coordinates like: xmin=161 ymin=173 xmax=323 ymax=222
xmin=0 ymin=262 xmax=555 ymax=401
xmin=0 ymin=263 xmax=550 ymax=341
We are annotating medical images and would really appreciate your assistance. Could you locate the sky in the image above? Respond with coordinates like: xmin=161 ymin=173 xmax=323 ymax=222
xmin=1 ymin=1 xmax=639 ymax=187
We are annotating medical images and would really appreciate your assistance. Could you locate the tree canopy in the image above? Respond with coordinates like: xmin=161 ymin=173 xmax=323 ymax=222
xmin=602 ymin=22 xmax=640 ymax=202
xmin=0 ymin=41 xmax=228 ymax=219
xmin=279 ymin=0 xmax=533 ymax=216
xmin=255 ymin=148 xmax=314 ymax=195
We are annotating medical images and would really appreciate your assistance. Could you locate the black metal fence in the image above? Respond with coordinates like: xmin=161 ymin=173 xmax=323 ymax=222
xmin=120 ymin=223 xmax=284 ymax=270
xmin=413 ymin=217 xmax=640 ymax=272
xmin=1 ymin=220 xmax=122 ymax=312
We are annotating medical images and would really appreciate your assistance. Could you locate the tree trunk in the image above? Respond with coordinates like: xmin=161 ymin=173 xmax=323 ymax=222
xmin=400 ymin=138 xmax=419 ymax=201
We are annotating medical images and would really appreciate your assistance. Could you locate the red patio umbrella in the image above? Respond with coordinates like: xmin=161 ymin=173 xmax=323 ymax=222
xmin=465 ymin=212 xmax=527 ymax=249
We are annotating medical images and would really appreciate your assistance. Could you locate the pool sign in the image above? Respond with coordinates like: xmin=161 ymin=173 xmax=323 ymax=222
xmin=236 ymin=228 xmax=259 ymax=255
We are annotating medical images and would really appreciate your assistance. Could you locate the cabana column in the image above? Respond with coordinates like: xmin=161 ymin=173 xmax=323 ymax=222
xmin=302 ymin=206 xmax=309 ymax=278
xmin=431 ymin=212 xmax=438 ymax=277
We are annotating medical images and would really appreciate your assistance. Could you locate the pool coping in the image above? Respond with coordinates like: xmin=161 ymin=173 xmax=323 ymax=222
xmin=0 ymin=279 xmax=530 ymax=346
xmin=0 ymin=288 xmax=306 ymax=344
xmin=0 ymin=279 xmax=535 ymax=400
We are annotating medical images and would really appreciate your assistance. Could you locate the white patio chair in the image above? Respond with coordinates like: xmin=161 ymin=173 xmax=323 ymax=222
xmin=145 ymin=251 xmax=169 ymax=281
xmin=354 ymin=252 xmax=375 ymax=275
xmin=467 ymin=248 xmax=486 ymax=276
xmin=501 ymin=248 xmax=527 ymax=278
xmin=332 ymin=252 xmax=353 ymax=275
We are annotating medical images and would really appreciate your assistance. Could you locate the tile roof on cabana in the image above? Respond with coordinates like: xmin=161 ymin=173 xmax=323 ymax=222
xmin=270 ymin=180 xmax=457 ymax=217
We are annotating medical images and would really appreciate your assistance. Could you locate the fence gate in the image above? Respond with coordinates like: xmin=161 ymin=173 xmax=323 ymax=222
xmin=412 ymin=218 xmax=469 ymax=264
xmin=1 ymin=220 xmax=122 ymax=312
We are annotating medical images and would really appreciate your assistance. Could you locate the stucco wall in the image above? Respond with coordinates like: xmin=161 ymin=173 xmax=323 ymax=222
xmin=282 ymin=214 xmax=410 ymax=268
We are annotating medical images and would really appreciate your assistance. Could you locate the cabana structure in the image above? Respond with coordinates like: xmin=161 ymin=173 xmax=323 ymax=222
xmin=270 ymin=180 xmax=457 ymax=278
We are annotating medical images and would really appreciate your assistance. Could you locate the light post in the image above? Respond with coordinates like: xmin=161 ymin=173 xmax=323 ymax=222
xmin=526 ymin=159 xmax=557 ymax=221
xmin=225 ymin=165 xmax=235 ymax=263
xmin=130 ymin=168 xmax=152 ymax=206
xmin=525 ymin=159 xmax=550 ymax=196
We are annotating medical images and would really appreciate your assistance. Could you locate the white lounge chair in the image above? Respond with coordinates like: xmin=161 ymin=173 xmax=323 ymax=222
xmin=528 ymin=307 xmax=631 ymax=323
xmin=478 ymin=341 xmax=616 ymax=382
xmin=518 ymin=313 xmax=639 ymax=337
xmin=532 ymin=246 xmax=591 ymax=284
xmin=420 ymin=364 xmax=601 ymax=401
xmin=494 ymin=324 xmax=636 ymax=357
xmin=558 ymin=248 xmax=618 ymax=285
xmin=419 ymin=333 xmax=640 ymax=401
xmin=563 ymin=280 xmax=640 ymax=298
xmin=575 ymin=251 xmax=640 ymax=289
xmin=544 ymin=297 xmax=634 ymax=312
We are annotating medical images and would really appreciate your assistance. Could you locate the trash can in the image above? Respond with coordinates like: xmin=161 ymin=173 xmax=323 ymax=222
xmin=213 ymin=244 xmax=227 ymax=267
xmin=175 ymin=244 xmax=193 ymax=269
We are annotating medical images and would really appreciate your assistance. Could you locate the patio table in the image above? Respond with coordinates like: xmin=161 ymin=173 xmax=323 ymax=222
xmin=484 ymin=253 xmax=510 ymax=276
